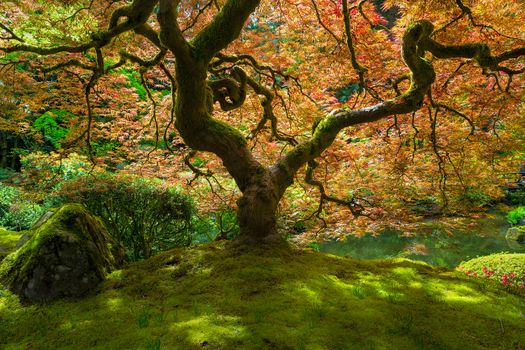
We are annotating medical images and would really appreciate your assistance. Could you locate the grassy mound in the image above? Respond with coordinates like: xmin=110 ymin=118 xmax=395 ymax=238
xmin=458 ymin=253 xmax=525 ymax=289
xmin=1 ymin=242 xmax=525 ymax=349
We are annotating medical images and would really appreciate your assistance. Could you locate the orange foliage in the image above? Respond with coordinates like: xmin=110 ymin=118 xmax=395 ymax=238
xmin=1 ymin=0 xmax=524 ymax=240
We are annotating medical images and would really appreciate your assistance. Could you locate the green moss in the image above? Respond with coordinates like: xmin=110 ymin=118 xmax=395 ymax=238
xmin=0 ymin=229 xmax=23 ymax=262
xmin=208 ymin=119 xmax=247 ymax=147
xmin=1 ymin=242 xmax=524 ymax=348
xmin=0 ymin=229 xmax=23 ymax=251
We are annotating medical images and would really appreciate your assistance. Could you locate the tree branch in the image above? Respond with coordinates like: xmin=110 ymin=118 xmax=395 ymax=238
xmin=272 ymin=20 xmax=437 ymax=193
xmin=0 ymin=23 xmax=24 ymax=42
xmin=342 ymin=0 xmax=367 ymax=89
xmin=158 ymin=0 xmax=192 ymax=60
xmin=191 ymin=0 xmax=261 ymax=62
xmin=1 ymin=0 xmax=159 ymax=55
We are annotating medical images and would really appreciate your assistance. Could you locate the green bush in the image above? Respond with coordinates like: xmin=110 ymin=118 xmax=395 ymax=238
xmin=19 ymin=152 xmax=94 ymax=191
xmin=504 ymin=188 xmax=525 ymax=206
xmin=507 ymin=207 xmax=525 ymax=226
xmin=32 ymin=109 xmax=73 ymax=148
xmin=0 ymin=183 xmax=43 ymax=231
xmin=52 ymin=174 xmax=195 ymax=260
xmin=0 ymin=184 xmax=17 ymax=218
xmin=457 ymin=253 xmax=525 ymax=290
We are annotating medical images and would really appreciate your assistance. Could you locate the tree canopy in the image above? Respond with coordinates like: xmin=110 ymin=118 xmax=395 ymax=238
xmin=1 ymin=0 xmax=524 ymax=242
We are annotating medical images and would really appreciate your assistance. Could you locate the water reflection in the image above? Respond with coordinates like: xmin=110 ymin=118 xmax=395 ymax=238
xmin=320 ymin=216 xmax=525 ymax=268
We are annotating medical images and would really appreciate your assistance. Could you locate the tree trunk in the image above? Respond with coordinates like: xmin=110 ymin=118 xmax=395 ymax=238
xmin=236 ymin=173 xmax=281 ymax=243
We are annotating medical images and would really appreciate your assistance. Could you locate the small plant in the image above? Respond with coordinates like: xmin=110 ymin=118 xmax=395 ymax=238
xmin=458 ymin=187 xmax=494 ymax=208
xmin=146 ymin=338 xmax=161 ymax=350
xmin=32 ymin=109 xmax=73 ymax=148
xmin=505 ymin=188 xmax=525 ymax=206
xmin=507 ymin=207 xmax=525 ymax=226
xmin=137 ymin=312 xmax=150 ymax=328
xmin=307 ymin=242 xmax=320 ymax=252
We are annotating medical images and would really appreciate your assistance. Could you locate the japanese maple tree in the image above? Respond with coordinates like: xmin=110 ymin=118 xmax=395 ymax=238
xmin=1 ymin=0 xmax=524 ymax=243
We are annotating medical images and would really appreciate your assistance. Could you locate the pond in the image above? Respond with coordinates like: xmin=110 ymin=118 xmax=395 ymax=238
xmin=319 ymin=213 xmax=525 ymax=268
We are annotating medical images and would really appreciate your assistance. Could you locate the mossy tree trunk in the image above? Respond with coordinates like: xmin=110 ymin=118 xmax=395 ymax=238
xmin=156 ymin=3 xmax=437 ymax=243
xmin=158 ymin=0 xmax=284 ymax=242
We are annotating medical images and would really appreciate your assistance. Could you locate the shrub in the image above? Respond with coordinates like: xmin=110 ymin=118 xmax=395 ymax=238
xmin=507 ymin=207 xmax=525 ymax=226
xmin=20 ymin=152 xmax=98 ymax=191
xmin=52 ymin=174 xmax=195 ymax=260
xmin=457 ymin=253 xmax=525 ymax=291
xmin=0 ymin=183 xmax=43 ymax=231
xmin=32 ymin=109 xmax=73 ymax=148
xmin=504 ymin=188 xmax=525 ymax=206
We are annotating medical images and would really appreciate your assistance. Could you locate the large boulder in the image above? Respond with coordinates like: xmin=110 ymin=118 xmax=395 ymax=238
xmin=0 ymin=204 xmax=124 ymax=303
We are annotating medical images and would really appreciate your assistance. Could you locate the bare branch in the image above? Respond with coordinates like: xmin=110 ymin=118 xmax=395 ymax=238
xmin=208 ymin=66 xmax=247 ymax=111
xmin=342 ymin=0 xmax=367 ymax=89
xmin=434 ymin=0 xmax=524 ymax=41
xmin=357 ymin=0 xmax=391 ymax=33
xmin=0 ymin=23 xmax=23 ymax=42
xmin=184 ymin=150 xmax=214 ymax=186
xmin=50 ymin=0 xmax=95 ymax=25
xmin=245 ymin=76 xmax=297 ymax=145
xmin=305 ymin=160 xmax=371 ymax=218
xmin=310 ymin=0 xmax=343 ymax=44
xmin=182 ymin=0 xmax=215 ymax=33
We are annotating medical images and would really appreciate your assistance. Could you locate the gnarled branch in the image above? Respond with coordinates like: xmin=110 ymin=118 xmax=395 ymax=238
xmin=208 ymin=66 xmax=247 ymax=111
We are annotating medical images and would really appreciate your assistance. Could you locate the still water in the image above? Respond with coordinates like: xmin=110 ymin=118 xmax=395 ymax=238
xmin=319 ymin=215 xmax=524 ymax=267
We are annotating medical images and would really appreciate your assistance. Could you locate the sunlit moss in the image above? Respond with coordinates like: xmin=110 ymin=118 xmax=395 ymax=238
xmin=1 ymin=242 xmax=524 ymax=349
xmin=0 ymin=229 xmax=23 ymax=261
xmin=171 ymin=315 xmax=246 ymax=347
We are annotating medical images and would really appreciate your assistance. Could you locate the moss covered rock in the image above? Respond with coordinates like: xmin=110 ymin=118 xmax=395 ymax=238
xmin=0 ymin=204 xmax=124 ymax=303
xmin=506 ymin=226 xmax=525 ymax=249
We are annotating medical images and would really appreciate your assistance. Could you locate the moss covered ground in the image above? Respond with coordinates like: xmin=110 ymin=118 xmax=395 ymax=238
xmin=0 ymin=229 xmax=23 ymax=262
xmin=1 ymin=242 xmax=524 ymax=349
